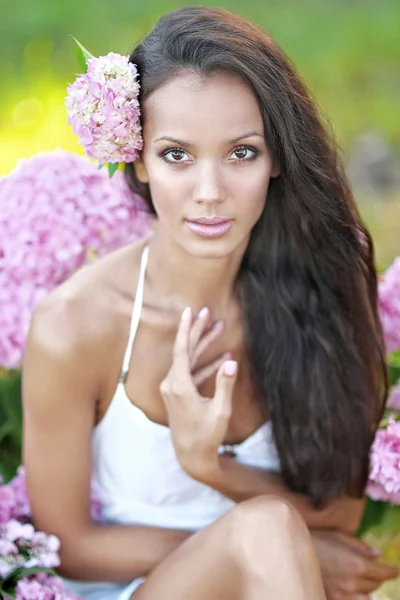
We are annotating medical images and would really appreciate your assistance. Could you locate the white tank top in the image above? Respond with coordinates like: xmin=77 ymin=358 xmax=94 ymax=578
xmin=91 ymin=244 xmax=280 ymax=531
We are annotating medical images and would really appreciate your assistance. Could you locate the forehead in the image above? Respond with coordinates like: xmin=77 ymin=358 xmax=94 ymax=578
xmin=143 ymin=71 xmax=264 ymax=140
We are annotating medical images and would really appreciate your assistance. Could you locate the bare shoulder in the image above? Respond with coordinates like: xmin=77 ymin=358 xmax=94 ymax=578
xmin=21 ymin=237 xmax=151 ymax=537
xmin=24 ymin=237 xmax=150 ymax=397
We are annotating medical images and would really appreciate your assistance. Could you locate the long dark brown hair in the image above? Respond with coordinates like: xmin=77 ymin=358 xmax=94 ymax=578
xmin=124 ymin=6 xmax=388 ymax=507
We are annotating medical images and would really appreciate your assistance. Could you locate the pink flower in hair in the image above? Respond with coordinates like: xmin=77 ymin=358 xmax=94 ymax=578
xmin=65 ymin=52 xmax=143 ymax=164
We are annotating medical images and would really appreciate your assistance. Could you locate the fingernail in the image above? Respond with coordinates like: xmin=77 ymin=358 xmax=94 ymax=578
xmin=371 ymin=547 xmax=381 ymax=557
xmin=182 ymin=307 xmax=191 ymax=321
xmin=224 ymin=360 xmax=237 ymax=376
xmin=213 ymin=320 xmax=224 ymax=330
xmin=199 ymin=306 xmax=209 ymax=319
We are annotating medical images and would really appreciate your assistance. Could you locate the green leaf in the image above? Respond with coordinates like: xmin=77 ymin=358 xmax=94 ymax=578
xmin=0 ymin=589 xmax=16 ymax=600
xmin=2 ymin=566 xmax=56 ymax=584
xmin=70 ymin=35 xmax=94 ymax=73
xmin=0 ymin=444 xmax=21 ymax=482
xmin=0 ymin=419 xmax=12 ymax=444
xmin=75 ymin=48 xmax=89 ymax=74
xmin=0 ymin=370 xmax=22 ymax=446
xmin=70 ymin=36 xmax=94 ymax=62
xmin=108 ymin=162 xmax=120 ymax=178
xmin=1 ymin=574 xmax=17 ymax=598
xmin=388 ymin=352 xmax=400 ymax=387
xmin=0 ymin=568 xmax=57 ymax=600
xmin=356 ymin=498 xmax=388 ymax=538
xmin=1 ymin=566 xmax=57 ymax=597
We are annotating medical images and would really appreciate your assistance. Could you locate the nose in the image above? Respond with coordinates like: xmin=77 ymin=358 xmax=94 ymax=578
xmin=194 ymin=160 xmax=227 ymax=206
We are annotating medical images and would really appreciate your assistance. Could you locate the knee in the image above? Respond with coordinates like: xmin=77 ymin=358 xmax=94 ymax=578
xmin=231 ymin=495 xmax=309 ymax=541
xmin=227 ymin=496 xmax=312 ymax=569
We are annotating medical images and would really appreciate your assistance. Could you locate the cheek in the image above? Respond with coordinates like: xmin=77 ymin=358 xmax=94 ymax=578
xmin=149 ymin=184 xmax=190 ymax=228
xmin=234 ymin=166 xmax=271 ymax=217
xmin=143 ymin=158 xmax=186 ymax=217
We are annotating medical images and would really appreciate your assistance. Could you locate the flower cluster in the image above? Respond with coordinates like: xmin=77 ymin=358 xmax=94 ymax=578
xmin=16 ymin=572 xmax=81 ymax=600
xmin=0 ymin=149 xmax=154 ymax=369
xmin=65 ymin=52 xmax=143 ymax=164
xmin=366 ymin=257 xmax=400 ymax=508
xmin=0 ymin=467 xmax=102 ymax=599
xmin=367 ymin=419 xmax=400 ymax=505
xmin=378 ymin=257 xmax=400 ymax=354
xmin=0 ymin=520 xmax=60 ymax=578
xmin=0 ymin=467 xmax=31 ymax=524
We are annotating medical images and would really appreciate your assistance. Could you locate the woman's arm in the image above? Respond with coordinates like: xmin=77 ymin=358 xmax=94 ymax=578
xmin=189 ymin=455 xmax=365 ymax=535
xmin=22 ymin=294 xmax=190 ymax=583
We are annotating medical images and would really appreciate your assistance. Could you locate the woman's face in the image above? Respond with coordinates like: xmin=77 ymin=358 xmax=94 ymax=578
xmin=135 ymin=71 xmax=279 ymax=258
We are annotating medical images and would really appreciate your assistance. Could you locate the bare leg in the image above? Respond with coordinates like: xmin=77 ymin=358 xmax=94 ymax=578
xmin=133 ymin=496 xmax=326 ymax=600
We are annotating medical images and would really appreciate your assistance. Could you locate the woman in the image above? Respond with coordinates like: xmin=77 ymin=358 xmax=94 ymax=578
xmin=22 ymin=6 xmax=398 ymax=600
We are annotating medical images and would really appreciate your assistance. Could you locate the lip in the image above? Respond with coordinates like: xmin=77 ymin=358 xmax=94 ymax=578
xmin=187 ymin=217 xmax=232 ymax=225
xmin=185 ymin=218 xmax=233 ymax=238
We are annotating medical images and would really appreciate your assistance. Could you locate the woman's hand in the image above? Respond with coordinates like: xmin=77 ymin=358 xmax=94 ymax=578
xmin=160 ymin=306 xmax=238 ymax=478
xmin=311 ymin=530 xmax=399 ymax=599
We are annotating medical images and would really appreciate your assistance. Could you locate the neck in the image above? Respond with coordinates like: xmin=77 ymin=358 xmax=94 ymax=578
xmin=146 ymin=225 xmax=248 ymax=318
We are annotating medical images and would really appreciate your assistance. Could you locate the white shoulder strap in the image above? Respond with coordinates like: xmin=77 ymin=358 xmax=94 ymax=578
xmin=119 ymin=245 xmax=149 ymax=383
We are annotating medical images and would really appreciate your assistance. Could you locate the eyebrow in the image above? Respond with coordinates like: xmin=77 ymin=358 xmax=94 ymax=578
xmin=153 ymin=131 xmax=265 ymax=145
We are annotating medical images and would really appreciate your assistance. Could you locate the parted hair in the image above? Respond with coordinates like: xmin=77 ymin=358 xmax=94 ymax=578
xmin=124 ymin=6 xmax=388 ymax=508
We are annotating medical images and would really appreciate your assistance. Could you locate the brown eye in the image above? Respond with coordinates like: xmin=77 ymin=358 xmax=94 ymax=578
xmin=170 ymin=150 xmax=185 ymax=161
xmin=160 ymin=147 xmax=189 ymax=164
xmin=231 ymin=146 xmax=258 ymax=162
xmin=234 ymin=148 xmax=248 ymax=160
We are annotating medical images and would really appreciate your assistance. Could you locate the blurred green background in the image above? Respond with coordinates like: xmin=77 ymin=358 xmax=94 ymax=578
xmin=1 ymin=0 xmax=399 ymax=269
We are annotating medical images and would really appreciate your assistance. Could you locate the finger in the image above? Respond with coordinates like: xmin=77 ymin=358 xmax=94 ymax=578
xmin=213 ymin=360 xmax=238 ymax=415
xmin=361 ymin=559 xmax=399 ymax=582
xmin=192 ymin=320 xmax=225 ymax=366
xmin=339 ymin=535 xmax=380 ymax=559
xmin=193 ymin=353 xmax=231 ymax=386
xmin=188 ymin=307 xmax=210 ymax=360
xmin=353 ymin=577 xmax=386 ymax=594
xmin=172 ymin=307 xmax=193 ymax=387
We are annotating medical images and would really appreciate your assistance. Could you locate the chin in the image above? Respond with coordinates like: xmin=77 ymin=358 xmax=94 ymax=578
xmin=180 ymin=230 xmax=248 ymax=260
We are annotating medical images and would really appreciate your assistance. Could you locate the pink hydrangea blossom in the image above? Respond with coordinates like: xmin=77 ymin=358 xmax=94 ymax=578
xmin=0 ymin=469 xmax=100 ymax=596
xmin=0 ymin=149 xmax=153 ymax=369
xmin=0 ymin=530 xmax=80 ymax=598
xmin=367 ymin=418 xmax=400 ymax=505
xmin=0 ymin=543 xmax=25 ymax=578
xmin=388 ymin=380 xmax=400 ymax=412
xmin=65 ymin=52 xmax=143 ymax=163
xmin=378 ymin=257 xmax=400 ymax=353
xmin=0 ymin=519 xmax=59 ymax=578
xmin=2 ymin=520 xmax=35 ymax=542
xmin=0 ymin=467 xmax=31 ymax=524
xmin=16 ymin=572 xmax=81 ymax=600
